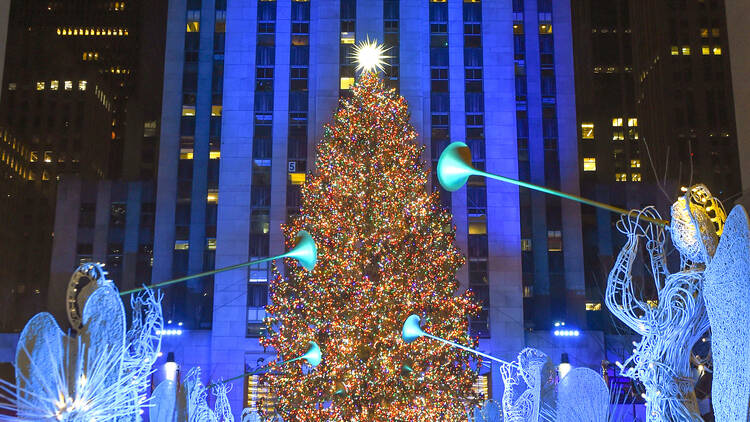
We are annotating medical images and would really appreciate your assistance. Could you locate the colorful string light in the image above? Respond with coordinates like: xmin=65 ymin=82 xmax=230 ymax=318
xmin=261 ymin=72 xmax=482 ymax=421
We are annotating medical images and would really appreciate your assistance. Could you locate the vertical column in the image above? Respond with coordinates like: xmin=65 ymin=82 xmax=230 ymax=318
xmin=448 ymin=0 xmax=468 ymax=292
xmin=482 ymin=0 xmax=525 ymax=373
xmin=153 ymin=0 xmax=188 ymax=284
xmin=308 ymin=1 xmax=339 ymax=153
xmin=188 ymin=0 xmax=217 ymax=278
xmin=553 ymin=0 xmax=585 ymax=325
xmin=270 ymin=0 xmax=291 ymax=257
xmin=93 ymin=181 xmax=111 ymax=263
xmin=212 ymin=0 xmax=258 ymax=412
xmin=122 ymin=182 xmax=143 ymax=292
xmin=398 ymin=1 xmax=428 ymax=152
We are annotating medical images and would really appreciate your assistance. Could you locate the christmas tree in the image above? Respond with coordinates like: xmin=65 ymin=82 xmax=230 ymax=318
xmin=261 ymin=69 xmax=480 ymax=420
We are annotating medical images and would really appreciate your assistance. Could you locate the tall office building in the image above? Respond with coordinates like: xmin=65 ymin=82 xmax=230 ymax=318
xmin=151 ymin=0 xmax=583 ymax=413
xmin=570 ymin=0 xmax=658 ymax=331
xmin=630 ymin=0 xmax=741 ymax=200
xmin=570 ymin=0 xmax=743 ymax=333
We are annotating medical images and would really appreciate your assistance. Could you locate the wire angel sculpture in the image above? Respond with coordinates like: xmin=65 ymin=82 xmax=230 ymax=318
xmin=605 ymin=199 xmax=711 ymax=421
xmin=499 ymin=348 xmax=556 ymax=422
xmin=556 ymin=367 xmax=609 ymax=422
xmin=150 ymin=367 xmax=235 ymax=422
xmin=680 ymin=185 xmax=750 ymax=421
xmin=0 ymin=262 xmax=163 ymax=421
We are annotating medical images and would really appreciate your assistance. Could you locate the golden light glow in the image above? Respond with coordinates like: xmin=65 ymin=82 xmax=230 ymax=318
xmin=289 ymin=172 xmax=306 ymax=185
xmin=350 ymin=38 xmax=391 ymax=73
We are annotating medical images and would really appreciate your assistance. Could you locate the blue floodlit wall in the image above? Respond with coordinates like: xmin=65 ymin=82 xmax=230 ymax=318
xmin=149 ymin=0 xmax=583 ymax=414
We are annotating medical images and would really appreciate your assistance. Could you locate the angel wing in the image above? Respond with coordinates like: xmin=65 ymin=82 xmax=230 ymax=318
xmin=557 ymin=367 xmax=609 ymax=422
xmin=704 ymin=204 xmax=750 ymax=422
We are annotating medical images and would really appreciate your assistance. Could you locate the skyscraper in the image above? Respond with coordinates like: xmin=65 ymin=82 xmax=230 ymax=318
xmin=152 ymin=0 xmax=584 ymax=412
xmin=0 ymin=0 xmax=168 ymax=329
xmin=570 ymin=0 xmax=744 ymax=334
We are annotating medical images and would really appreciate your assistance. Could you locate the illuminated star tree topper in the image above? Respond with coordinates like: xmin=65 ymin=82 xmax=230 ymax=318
xmin=350 ymin=38 xmax=391 ymax=73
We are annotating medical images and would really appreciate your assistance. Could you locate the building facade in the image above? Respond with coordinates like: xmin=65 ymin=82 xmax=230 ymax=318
xmin=0 ymin=0 xmax=167 ymax=330
xmin=150 ymin=0 xmax=583 ymax=413
xmin=570 ymin=0 xmax=744 ymax=336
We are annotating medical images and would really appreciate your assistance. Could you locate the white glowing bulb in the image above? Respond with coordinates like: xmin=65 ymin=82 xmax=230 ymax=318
xmin=164 ymin=361 xmax=178 ymax=381
xmin=351 ymin=38 xmax=391 ymax=73
xmin=559 ymin=362 xmax=572 ymax=379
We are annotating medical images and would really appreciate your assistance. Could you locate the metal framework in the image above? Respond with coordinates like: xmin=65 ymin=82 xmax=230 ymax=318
xmin=606 ymin=200 xmax=710 ymax=421
xmin=0 ymin=263 xmax=163 ymax=421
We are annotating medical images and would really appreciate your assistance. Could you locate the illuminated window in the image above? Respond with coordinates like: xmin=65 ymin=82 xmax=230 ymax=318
xmin=615 ymin=173 xmax=627 ymax=182
xmin=627 ymin=118 xmax=637 ymax=127
xmin=701 ymin=45 xmax=710 ymax=55
xmin=523 ymin=285 xmax=533 ymax=298
xmin=612 ymin=130 xmax=624 ymax=141
xmin=630 ymin=159 xmax=641 ymax=168
xmin=585 ymin=302 xmax=602 ymax=311
xmin=583 ymin=157 xmax=596 ymax=172
xmin=631 ymin=173 xmax=642 ymax=182
xmin=30 ymin=151 xmax=38 ymax=162
xmin=340 ymin=77 xmax=354 ymax=90
xmin=207 ymin=238 xmax=216 ymax=250
xmin=646 ymin=299 xmax=658 ymax=308
xmin=211 ymin=105 xmax=222 ymax=116
xmin=182 ymin=106 xmax=196 ymax=116
xmin=64 ymin=81 xmax=73 ymax=90
xmin=36 ymin=81 xmax=45 ymax=90
xmin=547 ymin=231 xmax=562 ymax=251
xmin=50 ymin=80 xmax=59 ymax=91
xmin=581 ymin=123 xmax=594 ymax=139
xmin=289 ymin=172 xmax=306 ymax=185
xmin=187 ymin=21 xmax=200 ymax=32
xmin=245 ymin=374 xmax=274 ymax=413
xmin=671 ymin=46 xmax=679 ymax=55
xmin=700 ymin=28 xmax=708 ymax=37
xmin=539 ymin=23 xmax=552 ymax=34
xmin=8 ymin=83 xmax=16 ymax=91
xmin=472 ymin=375 xmax=489 ymax=400
xmin=79 ymin=80 xmax=87 ymax=91
xmin=521 ymin=238 xmax=532 ymax=251
xmin=612 ymin=117 xmax=623 ymax=127
xmin=180 ymin=148 xmax=194 ymax=160
xmin=340 ymin=32 xmax=355 ymax=44
xmin=174 ymin=241 xmax=189 ymax=250
xmin=468 ymin=215 xmax=487 ymax=235
xmin=713 ymin=46 xmax=722 ymax=55
xmin=209 ymin=151 xmax=221 ymax=159
xmin=682 ymin=46 xmax=690 ymax=55
xmin=712 ymin=28 xmax=720 ymax=37
xmin=513 ymin=23 xmax=524 ymax=34
xmin=44 ymin=151 xmax=53 ymax=163
xmin=42 ymin=170 xmax=50 ymax=181
xmin=207 ymin=190 xmax=218 ymax=203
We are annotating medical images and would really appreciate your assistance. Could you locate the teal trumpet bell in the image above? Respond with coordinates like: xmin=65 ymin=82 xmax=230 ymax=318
xmin=402 ymin=315 xmax=426 ymax=344
xmin=299 ymin=341 xmax=322 ymax=367
xmin=436 ymin=142 xmax=478 ymax=192
xmin=283 ymin=230 xmax=318 ymax=271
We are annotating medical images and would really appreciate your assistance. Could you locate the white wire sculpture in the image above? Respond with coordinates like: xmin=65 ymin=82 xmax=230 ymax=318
xmin=241 ymin=408 xmax=262 ymax=422
xmin=472 ymin=399 xmax=502 ymax=422
xmin=605 ymin=202 xmax=710 ymax=421
xmin=0 ymin=262 xmax=163 ymax=421
xmin=500 ymin=348 xmax=554 ymax=422
xmin=698 ymin=191 xmax=750 ymax=421
xmin=556 ymin=367 xmax=609 ymax=422
xmin=151 ymin=367 xmax=235 ymax=422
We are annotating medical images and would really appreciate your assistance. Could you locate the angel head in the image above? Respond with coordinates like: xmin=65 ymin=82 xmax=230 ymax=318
xmin=670 ymin=185 xmax=725 ymax=263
